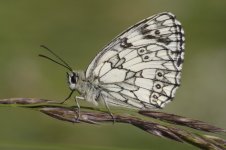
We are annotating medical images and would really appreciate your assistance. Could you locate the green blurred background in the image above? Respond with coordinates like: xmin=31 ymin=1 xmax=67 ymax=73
xmin=0 ymin=0 xmax=225 ymax=150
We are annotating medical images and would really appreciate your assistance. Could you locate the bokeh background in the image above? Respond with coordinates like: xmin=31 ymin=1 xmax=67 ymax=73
xmin=0 ymin=0 xmax=225 ymax=150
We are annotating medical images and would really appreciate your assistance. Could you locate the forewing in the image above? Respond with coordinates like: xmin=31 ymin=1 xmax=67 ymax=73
xmin=85 ymin=12 xmax=185 ymax=109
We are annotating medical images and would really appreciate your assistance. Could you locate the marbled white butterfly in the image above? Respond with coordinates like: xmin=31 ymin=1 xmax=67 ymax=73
xmin=40 ymin=12 xmax=185 ymax=119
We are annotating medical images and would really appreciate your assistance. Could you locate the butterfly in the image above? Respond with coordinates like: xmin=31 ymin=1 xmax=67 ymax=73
xmin=39 ymin=12 xmax=185 ymax=120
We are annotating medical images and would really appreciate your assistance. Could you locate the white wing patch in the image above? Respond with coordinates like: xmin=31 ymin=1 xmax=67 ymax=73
xmin=135 ymin=78 xmax=153 ymax=89
xmin=86 ymin=12 xmax=185 ymax=109
xmin=100 ymin=68 xmax=127 ymax=83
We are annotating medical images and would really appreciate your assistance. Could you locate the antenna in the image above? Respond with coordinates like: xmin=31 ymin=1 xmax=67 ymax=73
xmin=39 ymin=45 xmax=73 ymax=71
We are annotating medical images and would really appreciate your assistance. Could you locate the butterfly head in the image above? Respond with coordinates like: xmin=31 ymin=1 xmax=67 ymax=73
xmin=67 ymin=71 xmax=78 ymax=90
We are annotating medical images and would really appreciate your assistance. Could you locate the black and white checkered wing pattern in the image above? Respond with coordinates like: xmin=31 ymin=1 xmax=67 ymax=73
xmin=86 ymin=12 xmax=185 ymax=109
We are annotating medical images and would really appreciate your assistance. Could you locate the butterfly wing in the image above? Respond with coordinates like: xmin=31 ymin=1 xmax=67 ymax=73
xmin=85 ymin=12 xmax=185 ymax=109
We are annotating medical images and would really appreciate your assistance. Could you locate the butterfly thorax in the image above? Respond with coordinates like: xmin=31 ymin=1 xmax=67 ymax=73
xmin=68 ymin=70 xmax=100 ymax=106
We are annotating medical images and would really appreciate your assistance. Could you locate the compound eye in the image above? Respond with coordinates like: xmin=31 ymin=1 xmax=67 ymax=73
xmin=71 ymin=73 xmax=77 ymax=84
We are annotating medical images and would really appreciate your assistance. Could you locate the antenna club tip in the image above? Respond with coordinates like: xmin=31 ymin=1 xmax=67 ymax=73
xmin=40 ymin=45 xmax=46 ymax=48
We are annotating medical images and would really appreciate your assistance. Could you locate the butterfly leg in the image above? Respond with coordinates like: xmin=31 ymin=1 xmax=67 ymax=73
xmin=102 ymin=96 xmax=116 ymax=123
xmin=60 ymin=90 xmax=74 ymax=104
xmin=74 ymin=96 xmax=84 ymax=122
